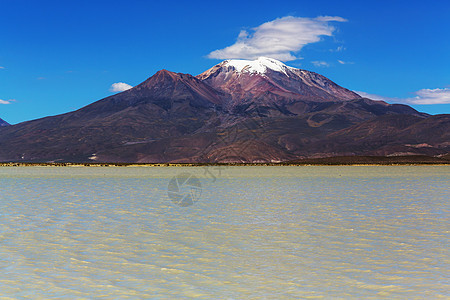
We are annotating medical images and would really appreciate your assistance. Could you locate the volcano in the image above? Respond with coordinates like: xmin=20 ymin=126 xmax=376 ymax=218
xmin=0 ymin=58 xmax=448 ymax=163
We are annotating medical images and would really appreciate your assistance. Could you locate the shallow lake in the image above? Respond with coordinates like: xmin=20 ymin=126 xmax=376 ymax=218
xmin=0 ymin=166 xmax=448 ymax=298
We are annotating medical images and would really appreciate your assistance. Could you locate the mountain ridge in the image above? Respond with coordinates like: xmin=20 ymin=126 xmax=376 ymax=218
xmin=0 ymin=118 xmax=8 ymax=127
xmin=0 ymin=57 xmax=447 ymax=163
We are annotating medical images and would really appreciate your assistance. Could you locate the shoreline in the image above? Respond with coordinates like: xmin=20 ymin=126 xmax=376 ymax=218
xmin=1 ymin=163 xmax=450 ymax=167
xmin=1 ymin=155 xmax=449 ymax=167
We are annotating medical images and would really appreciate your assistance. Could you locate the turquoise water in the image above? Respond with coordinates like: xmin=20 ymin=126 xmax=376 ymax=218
xmin=0 ymin=166 xmax=448 ymax=298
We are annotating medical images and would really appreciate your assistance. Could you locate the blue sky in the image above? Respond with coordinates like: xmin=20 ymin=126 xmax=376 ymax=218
xmin=1 ymin=0 xmax=449 ymax=124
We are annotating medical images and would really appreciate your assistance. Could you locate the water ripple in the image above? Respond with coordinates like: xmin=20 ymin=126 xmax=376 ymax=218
xmin=0 ymin=166 xmax=448 ymax=298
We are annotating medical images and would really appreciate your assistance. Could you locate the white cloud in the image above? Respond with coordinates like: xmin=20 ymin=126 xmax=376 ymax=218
xmin=311 ymin=61 xmax=330 ymax=67
xmin=331 ymin=46 xmax=346 ymax=52
xmin=355 ymin=88 xmax=450 ymax=105
xmin=110 ymin=82 xmax=133 ymax=93
xmin=207 ymin=16 xmax=347 ymax=61
xmin=409 ymin=88 xmax=450 ymax=104
xmin=338 ymin=60 xmax=354 ymax=65
xmin=314 ymin=16 xmax=347 ymax=22
xmin=0 ymin=66 xmax=4 ymax=69
xmin=354 ymin=91 xmax=387 ymax=101
xmin=0 ymin=99 xmax=13 ymax=104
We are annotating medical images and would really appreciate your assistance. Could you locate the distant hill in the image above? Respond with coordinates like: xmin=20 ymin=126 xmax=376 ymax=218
xmin=0 ymin=118 xmax=9 ymax=127
xmin=0 ymin=57 xmax=447 ymax=163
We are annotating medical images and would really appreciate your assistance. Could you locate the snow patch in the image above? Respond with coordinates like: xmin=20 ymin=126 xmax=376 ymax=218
xmin=223 ymin=57 xmax=293 ymax=76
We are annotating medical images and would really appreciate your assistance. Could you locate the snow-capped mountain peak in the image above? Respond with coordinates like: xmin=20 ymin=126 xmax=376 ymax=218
xmin=197 ymin=57 xmax=361 ymax=102
xmin=222 ymin=57 xmax=293 ymax=76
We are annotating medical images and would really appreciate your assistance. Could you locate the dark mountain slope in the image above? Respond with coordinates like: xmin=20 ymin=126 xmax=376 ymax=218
xmin=0 ymin=70 xmax=225 ymax=162
xmin=0 ymin=58 xmax=446 ymax=163
xmin=298 ymin=114 xmax=450 ymax=157
xmin=0 ymin=118 xmax=8 ymax=127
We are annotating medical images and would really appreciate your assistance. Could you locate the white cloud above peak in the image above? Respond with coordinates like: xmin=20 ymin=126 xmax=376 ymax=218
xmin=110 ymin=82 xmax=133 ymax=93
xmin=207 ymin=16 xmax=347 ymax=62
